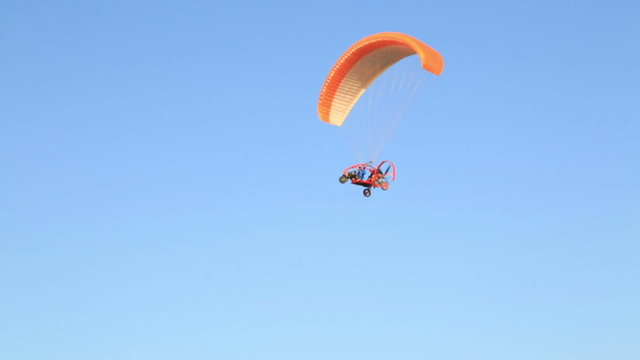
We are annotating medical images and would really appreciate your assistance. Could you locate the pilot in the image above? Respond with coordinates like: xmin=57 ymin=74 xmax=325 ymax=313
xmin=357 ymin=165 xmax=366 ymax=180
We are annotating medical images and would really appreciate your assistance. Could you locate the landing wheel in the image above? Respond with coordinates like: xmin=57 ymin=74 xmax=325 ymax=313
xmin=339 ymin=175 xmax=348 ymax=184
xmin=363 ymin=188 xmax=371 ymax=197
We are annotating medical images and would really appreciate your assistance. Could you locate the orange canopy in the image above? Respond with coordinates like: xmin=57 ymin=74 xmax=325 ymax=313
xmin=318 ymin=32 xmax=444 ymax=126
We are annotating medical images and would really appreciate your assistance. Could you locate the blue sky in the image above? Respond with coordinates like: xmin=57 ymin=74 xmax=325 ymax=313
xmin=1 ymin=0 xmax=639 ymax=359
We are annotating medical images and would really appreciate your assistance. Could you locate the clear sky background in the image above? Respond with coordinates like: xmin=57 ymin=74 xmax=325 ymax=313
xmin=1 ymin=0 xmax=639 ymax=359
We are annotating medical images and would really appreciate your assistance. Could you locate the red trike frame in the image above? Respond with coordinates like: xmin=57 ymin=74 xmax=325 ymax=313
xmin=341 ymin=160 xmax=397 ymax=192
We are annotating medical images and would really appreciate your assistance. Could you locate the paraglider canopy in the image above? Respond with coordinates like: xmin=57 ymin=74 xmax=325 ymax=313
xmin=318 ymin=32 xmax=444 ymax=127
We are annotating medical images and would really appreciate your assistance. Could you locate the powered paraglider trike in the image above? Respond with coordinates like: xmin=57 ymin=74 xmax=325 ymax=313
xmin=318 ymin=32 xmax=444 ymax=198
xmin=338 ymin=160 xmax=397 ymax=197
